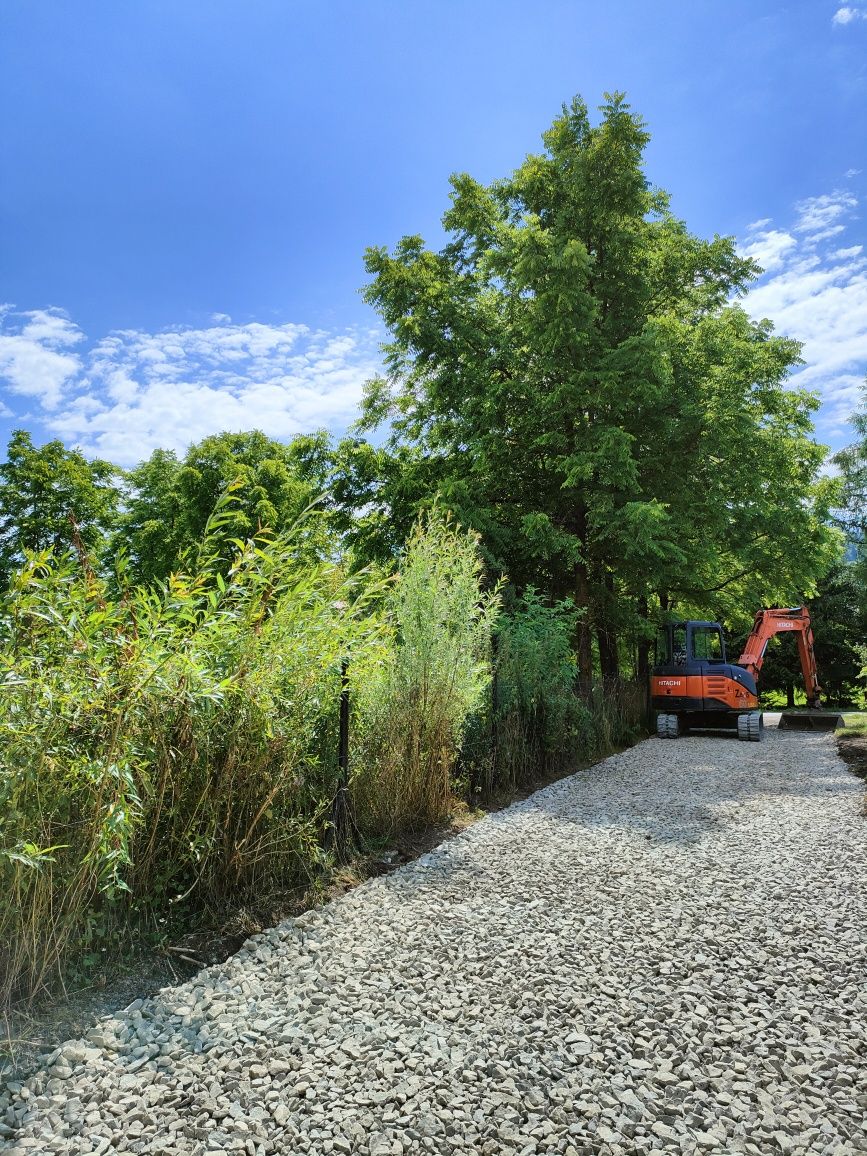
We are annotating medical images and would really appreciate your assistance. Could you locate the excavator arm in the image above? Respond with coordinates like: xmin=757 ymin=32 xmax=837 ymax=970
xmin=737 ymin=606 xmax=821 ymax=708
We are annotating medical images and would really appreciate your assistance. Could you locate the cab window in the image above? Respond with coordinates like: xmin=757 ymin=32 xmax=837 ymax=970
xmin=692 ymin=626 xmax=723 ymax=662
xmin=672 ymin=626 xmax=687 ymax=666
xmin=655 ymin=629 xmax=670 ymax=664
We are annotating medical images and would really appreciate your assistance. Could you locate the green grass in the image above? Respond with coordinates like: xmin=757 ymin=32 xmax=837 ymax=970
xmin=841 ymin=712 xmax=867 ymax=736
xmin=760 ymin=689 xmax=809 ymax=709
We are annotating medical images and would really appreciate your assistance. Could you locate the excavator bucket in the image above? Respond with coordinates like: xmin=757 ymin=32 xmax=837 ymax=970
xmin=778 ymin=711 xmax=845 ymax=731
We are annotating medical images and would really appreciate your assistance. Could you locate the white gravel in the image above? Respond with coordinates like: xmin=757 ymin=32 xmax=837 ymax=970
xmin=2 ymin=726 xmax=865 ymax=1156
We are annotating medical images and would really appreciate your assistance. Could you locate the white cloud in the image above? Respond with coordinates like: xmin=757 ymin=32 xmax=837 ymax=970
xmin=832 ymin=5 xmax=867 ymax=23
xmin=0 ymin=307 xmax=84 ymax=409
xmin=739 ymin=228 xmax=798 ymax=272
xmin=4 ymin=191 xmax=865 ymax=466
xmin=740 ymin=191 xmax=867 ymax=446
xmin=0 ymin=313 xmax=382 ymax=465
xmin=793 ymin=191 xmax=857 ymax=239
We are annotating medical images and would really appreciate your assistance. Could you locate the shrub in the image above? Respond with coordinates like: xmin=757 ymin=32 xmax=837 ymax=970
xmin=489 ymin=590 xmax=583 ymax=791
xmin=463 ymin=591 xmax=647 ymax=798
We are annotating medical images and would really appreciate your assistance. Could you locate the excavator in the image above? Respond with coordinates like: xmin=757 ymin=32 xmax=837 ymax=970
xmin=652 ymin=606 xmax=843 ymax=740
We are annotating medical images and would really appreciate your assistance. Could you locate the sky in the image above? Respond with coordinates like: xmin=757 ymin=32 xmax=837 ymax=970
xmin=0 ymin=0 xmax=865 ymax=468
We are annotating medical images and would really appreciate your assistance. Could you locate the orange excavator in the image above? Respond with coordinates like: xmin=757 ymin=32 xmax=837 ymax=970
xmin=652 ymin=606 xmax=842 ymax=741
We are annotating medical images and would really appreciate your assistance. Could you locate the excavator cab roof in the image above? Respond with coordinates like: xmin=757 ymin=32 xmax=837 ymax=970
xmin=666 ymin=620 xmax=723 ymax=629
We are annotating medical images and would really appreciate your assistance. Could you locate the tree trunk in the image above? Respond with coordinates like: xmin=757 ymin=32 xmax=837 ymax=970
xmin=597 ymin=571 xmax=620 ymax=683
xmin=574 ymin=558 xmax=593 ymax=694
xmin=786 ymin=682 xmax=795 ymax=710
xmin=636 ymin=595 xmax=651 ymax=682
xmin=597 ymin=624 xmax=620 ymax=683
xmin=573 ymin=506 xmax=593 ymax=695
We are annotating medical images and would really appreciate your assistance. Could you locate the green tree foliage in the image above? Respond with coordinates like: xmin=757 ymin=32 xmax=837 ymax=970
xmin=808 ymin=565 xmax=866 ymax=707
xmin=0 ymin=431 xmax=119 ymax=584
xmin=833 ymin=383 xmax=867 ymax=613
xmin=827 ymin=384 xmax=867 ymax=695
xmin=491 ymin=590 xmax=582 ymax=790
xmin=113 ymin=448 xmax=185 ymax=584
xmin=833 ymin=383 xmax=867 ymax=545
xmin=360 ymin=94 xmax=836 ymax=680
xmin=285 ymin=433 xmax=430 ymax=568
xmin=118 ymin=430 xmax=331 ymax=582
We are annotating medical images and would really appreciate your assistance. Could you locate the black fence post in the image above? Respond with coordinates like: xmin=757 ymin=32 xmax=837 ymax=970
xmin=338 ymin=658 xmax=349 ymax=785
xmin=490 ymin=631 xmax=499 ymax=794
xmin=330 ymin=658 xmax=355 ymax=862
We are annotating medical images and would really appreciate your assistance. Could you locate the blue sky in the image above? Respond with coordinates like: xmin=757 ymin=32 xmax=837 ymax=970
xmin=1 ymin=0 xmax=865 ymax=466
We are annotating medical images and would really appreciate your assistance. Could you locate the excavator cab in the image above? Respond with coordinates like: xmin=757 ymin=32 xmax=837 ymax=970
xmin=657 ymin=622 xmax=726 ymax=669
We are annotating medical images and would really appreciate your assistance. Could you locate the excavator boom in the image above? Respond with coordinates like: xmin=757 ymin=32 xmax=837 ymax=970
xmin=737 ymin=606 xmax=821 ymax=709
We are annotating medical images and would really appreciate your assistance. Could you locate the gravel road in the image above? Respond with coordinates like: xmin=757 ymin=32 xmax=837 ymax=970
xmin=2 ymin=726 xmax=865 ymax=1156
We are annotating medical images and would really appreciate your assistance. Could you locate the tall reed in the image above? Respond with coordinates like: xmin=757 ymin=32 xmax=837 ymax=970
xmin=0 ymin=506 xmax=385 ymax=1005
xmin=353 ymin=512 xmax=500 ymax=832
xmin=0 ymin=499 xmax=642 ymax=1010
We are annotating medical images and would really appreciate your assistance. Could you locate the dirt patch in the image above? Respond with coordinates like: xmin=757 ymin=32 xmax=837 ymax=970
xmin=837 ymin=730 xmax=867 ymax=783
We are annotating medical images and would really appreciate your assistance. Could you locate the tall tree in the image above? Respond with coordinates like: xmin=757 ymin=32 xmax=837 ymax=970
xmin=300 ymin=435 xmax=444 ymax=571
xmin=114 ymin=448 xmax=185 ymax=585
xmin=360 ymin=94 xmax=835 ymax=682
xmin=0 ymin=430 xmax=119 ymax=583
xmin=118 ymin=431 xmax=331 ymax=583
